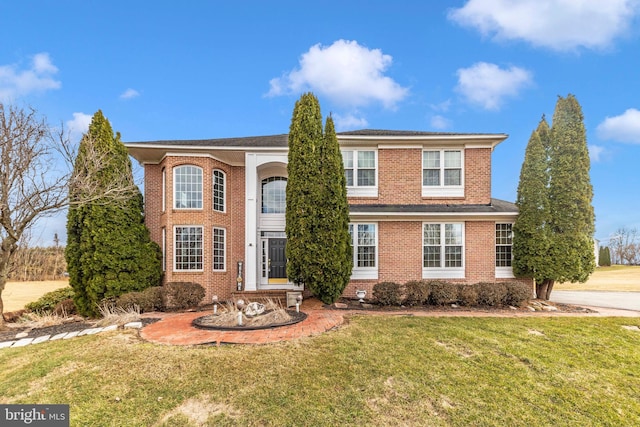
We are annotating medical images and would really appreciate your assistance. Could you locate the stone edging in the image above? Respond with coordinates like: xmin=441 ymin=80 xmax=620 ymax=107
xmin=0 ymin=321 xmax=143 ymax=350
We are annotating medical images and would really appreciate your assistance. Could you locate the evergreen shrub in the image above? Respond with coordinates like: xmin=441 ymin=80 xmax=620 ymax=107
xmin=503 ymin=282 xmax=532 ymax=306
xmin=25 ymin=287 xmax=75 ymax=313
xmin=161 ymin=282 xmax=205 ymax=310
xmin=477 ymin=282 xmax=507 ymax=306
xmin=404 ymin=280 xmax=430 ymax=306
xmin=457 ymin=284 xmax=479 ymax=306
xmin=117 ymin=286 xmax=163 ymax=312
xmin=428 ymin=281 xmax=458 ymax=305
xmin=373 ymin=281 xmax=403 ymax=306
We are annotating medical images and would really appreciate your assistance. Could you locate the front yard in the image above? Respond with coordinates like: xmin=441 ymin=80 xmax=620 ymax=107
xmin=557 ymin=265 xmax=640 ymax=291
xmin=1 ymin=315 xmax=639 ymax=426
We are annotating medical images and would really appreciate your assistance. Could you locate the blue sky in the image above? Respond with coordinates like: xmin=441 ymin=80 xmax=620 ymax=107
xmin=2 ymin=0 xmax=640 ymax=246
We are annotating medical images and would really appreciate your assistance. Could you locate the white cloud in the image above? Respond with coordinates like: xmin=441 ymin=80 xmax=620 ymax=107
xmin=120 ymin=88 xmax=140 ymax=99
xmin=448 ymin=0 xmax=640 ymax=51
xmin=430 ymin=99 xmax=452 ymax=113
xmin=455 ymin=62 xmax=532 ymax=110
xmin=596 ymin=108 xmax=640 ymax=143
xmin=66 ymin=112 xmax=92 ymax=142
xmin=267 ymin=39 xmax=409 ymax=109
xmin=588 ymin=144 xmax=606 ymax=162
xmin=430 ymin=115 xmax=452 ymax=130
xmin=333 ymin=113 xmax=368 ymax=131
xmin=0 ymin=52 xmax=61 ymax=101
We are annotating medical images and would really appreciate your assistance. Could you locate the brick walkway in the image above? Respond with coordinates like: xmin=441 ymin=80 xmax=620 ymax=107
xmin=140 ymin=298 xmax=640 ymax=346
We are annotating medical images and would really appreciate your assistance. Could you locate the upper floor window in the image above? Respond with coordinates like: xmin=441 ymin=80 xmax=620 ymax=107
xmin=174 ymin=226 xmax=203 ymax=271
xmin=161 ymin=168 xmax=166 ymax=212
xmin=261 ymin=177 xmax=287 ymax=214
xmin=422 ymin=150 xmax=464 ymax=197
xmin=174 ymin=165 xmax=203 ymax=209
xmin=342 ymin=150 xmax=376 ymax=187
xmin=423 ymin=222 xmax=464 ymax=278
xmin=213 ymin=169 xmax=225 ymax=212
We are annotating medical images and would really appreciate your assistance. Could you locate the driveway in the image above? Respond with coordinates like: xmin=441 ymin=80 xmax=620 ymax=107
xmin=551 ymin=291 xmax=640 ymax=312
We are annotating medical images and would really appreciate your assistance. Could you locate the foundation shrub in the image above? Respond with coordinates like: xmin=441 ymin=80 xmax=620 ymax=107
xmin=457 ymin=284 xmax=479 ymax=306
xmin=25 ymin=287 xmax=75 ymax=313
xmin=428 ymin=281 xmax=458 ymax=305
xmin=117 ymin=286 xmax=163 ymax=312
xmin=161 ymin=282 xmax=205 ymax=310
xmin=477 ymin=282 xmax=508 ymax=306
xmin=404 ymin=280 xmax=431 ymax=306
xmin=373 ymin=281 xmax=403 ymax=306
xmin=53 ymin=298 xmax=77 ymax=316
xmin=504 ymin=282 xmax=533 ymax=306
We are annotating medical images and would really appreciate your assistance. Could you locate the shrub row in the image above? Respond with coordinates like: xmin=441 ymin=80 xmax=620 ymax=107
xmin=24 ymin=282 xmax=206 ymax=316
xmin=372 ymin=280 xmax=532 ymax=307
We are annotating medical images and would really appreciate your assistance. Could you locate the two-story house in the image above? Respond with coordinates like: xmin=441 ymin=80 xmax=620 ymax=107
xmin=125 ymin=129 xmax=527 ymax=303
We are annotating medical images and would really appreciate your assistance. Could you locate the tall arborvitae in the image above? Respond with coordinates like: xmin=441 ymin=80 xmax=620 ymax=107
xmin=514 ymin=95 xmax=596 ymax=300
xmin=598 ymin=246 xmax=611 ymax=266
xmin=546 ymin=95 xmax=595 ymax=297
xmin=285 ymin=94 xmax=353 ymax=303
xmin=66 ymin=111 xmax=161 ymax=316
xmin=513 ymin=119 xmax=552 ymax=298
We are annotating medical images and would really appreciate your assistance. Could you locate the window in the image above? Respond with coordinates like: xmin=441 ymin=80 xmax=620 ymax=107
xmin=422 ymin=150 xmax=463 ymax=197
xmin=349 ymin=223 xmax=377 ymax=268
xmin=423 ymin=223 xmax=464 ymax=278
xmin=342 ymin=150 xmax=376 ymax=187
xmin=261 ymin=177 xmax=287 ymax=213
xmin=213 ymin=170 xmax=225 ymax=212
xmin=495 ymin=223 xmax=513 ymax=267
xmin=174 ymin=226 xmax=203 ymax=271
xmin=161 ymin=228 xmax=166 ymax=272
xmin=213 ymin=227 xmax=225 ymax=271
xmin=161 ymin=168 xmax=166 ymax=212
xmin=174 ymin=165 xmax=203 ymax=209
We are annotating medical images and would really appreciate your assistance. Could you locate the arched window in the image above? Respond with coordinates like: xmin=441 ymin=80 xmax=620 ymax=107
xmin=261 ymin=177 xmax=287 ymax=214
xmin=174 ymin=165 xmax=203 ymax=209
xmin=213 ymin=169 xmax=225 ymax=212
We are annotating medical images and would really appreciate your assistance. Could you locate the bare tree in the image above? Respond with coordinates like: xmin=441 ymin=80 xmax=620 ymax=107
xmin=0 ymin=103 xmax=138 ymax=327
xmin=610 ymin=228 xmax=639 ymax=265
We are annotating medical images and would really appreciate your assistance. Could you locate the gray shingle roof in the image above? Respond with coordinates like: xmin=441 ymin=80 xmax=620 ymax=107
xmin=349 ymin=198 xmax=517 ymax=214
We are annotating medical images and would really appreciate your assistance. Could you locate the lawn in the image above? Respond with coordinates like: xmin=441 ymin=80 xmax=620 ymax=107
xmin=1 ymin=316 xmax=639 ymax=426
xmin=2 ymin=280 xmax=69 ymax=312
xmin=556 ymin=265 xmax=640 ymax=292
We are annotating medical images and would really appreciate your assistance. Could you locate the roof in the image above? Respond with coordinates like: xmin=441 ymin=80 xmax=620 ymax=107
xmin=348 ymin=198 xmax=518 ymax=220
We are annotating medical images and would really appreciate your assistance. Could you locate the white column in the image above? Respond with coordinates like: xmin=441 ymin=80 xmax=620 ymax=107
xmin=244 ymin=153 xmax=258 ymax=291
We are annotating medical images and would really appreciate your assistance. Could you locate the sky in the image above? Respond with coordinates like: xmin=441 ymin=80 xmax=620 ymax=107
xmin=1 ymin=0 xmax=640 ymax=246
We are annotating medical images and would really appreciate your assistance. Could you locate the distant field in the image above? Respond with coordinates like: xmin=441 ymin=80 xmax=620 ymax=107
xmin=2 ymin=280 xmax=69 ymax=312
xmin=556 ymin=265 xmax=640 ymax=291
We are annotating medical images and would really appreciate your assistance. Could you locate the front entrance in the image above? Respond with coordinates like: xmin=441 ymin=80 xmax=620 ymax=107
xmin=267 ymin=238 xmax=287 ymax=284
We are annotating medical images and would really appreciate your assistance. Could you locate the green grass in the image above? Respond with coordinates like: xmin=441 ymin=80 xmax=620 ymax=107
xmin=1 ymin=316 xmax=640 ymax=426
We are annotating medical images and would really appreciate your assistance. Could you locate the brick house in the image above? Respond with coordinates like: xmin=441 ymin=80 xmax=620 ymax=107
xmin=125 ymin=129 xmax=528 ymax=303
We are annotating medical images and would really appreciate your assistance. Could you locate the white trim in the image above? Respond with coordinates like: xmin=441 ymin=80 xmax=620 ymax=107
xmin=495 ymin=222 xmax=515 ymax=278
xmin=422 ymin=149 xmax=465 ymax=198
xmin=342 ymin=149 xmax=378 ymax=197
xmin=349 ymin=222 xmax=379 ymax=280
xmin=349 ymin=211 xmax=518 ymax=222
xmin=161 ymin=168 xmax=166 ymax=212
xmin=161 ymin=228 xmax=166 ymax=272
xmin=173 ymin=225 xmax=204 ymax=272
xmin=173 ymin=165 xmax=203 ymax=210
xmin=496 ymin=267 xmax=515 ymax=279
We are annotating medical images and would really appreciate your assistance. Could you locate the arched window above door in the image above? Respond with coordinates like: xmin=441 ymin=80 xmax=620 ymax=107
xmin=261 ymin=177 xmax=287 ymax=214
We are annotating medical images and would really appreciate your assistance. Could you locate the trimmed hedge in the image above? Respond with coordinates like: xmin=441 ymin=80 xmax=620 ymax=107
xmin=457 ymin=284 xmax=479 ymax=306
xmin=503 ymin=282 xmax=533 ymax=307
xmin=477 ymin=282 xmax=508 ymax=307
xmin=117 ymin=286 xmax=163 ymax=313
xmin=404 ymin=280 xmax=431 ymax=306
xmin=373 ymin=281 xmax=403 ymax=306
xmin=428 ymin=281 xmax=458 ymax=305
xmin=161 ymin=282 xmax=205 ymax=310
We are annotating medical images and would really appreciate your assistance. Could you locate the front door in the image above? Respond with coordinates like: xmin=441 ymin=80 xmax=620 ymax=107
xmin=268 ymin=238 xmax=287 ymax=282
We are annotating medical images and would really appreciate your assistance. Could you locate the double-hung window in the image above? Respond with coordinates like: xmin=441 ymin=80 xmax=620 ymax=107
xmin=174 ymin=226 xmax=203 ymax=271
xmin=174 ymin=165 xmax=203 ymax=209
xmin=342 ymin=150 xmax=377 ymax=196
xmin=423 ymin=223 xmax=464 ymax=278
xmin=422 ymin=149 xmax=464 ymax=197
xmin=213 ymin=227 xmax=226 ymax=271
xmin=213 ymin=170 xmax=225 ymax=212
xmin=495 ymin=223 xmax=515 ymax=278
xmin=348 ymin=223 xmax=378 ymax=279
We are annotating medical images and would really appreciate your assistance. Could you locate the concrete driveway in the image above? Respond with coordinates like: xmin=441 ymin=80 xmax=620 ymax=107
xmin=551 ymin=291 xmax=640 ymax=312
